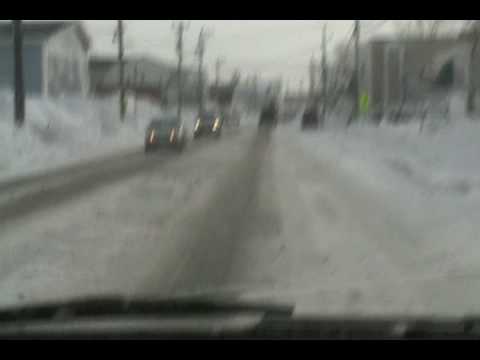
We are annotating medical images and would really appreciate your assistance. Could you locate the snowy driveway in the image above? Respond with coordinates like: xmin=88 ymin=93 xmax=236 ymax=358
xmin=1 ymin=124 xmax=480 ymax=317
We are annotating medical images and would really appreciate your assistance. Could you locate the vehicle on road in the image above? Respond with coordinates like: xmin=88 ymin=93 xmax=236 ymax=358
xmin=301 ymin=106 xmax=321 ymax=130
xmin=259 ymin=100 xmax=278 ymax=129
xmin=193 ymin=111 xmax=223 ymax=139
xmin=145 ymin=116 xmax=186 ymax=153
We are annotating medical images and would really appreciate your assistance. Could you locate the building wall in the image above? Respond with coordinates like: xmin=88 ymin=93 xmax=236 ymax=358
xmin=45 ymin=26 xmax=89 ymax=97
xmin=89 ymin=61 xmax=115 ymax=92
xmin=366 ymin=38 xmax=472 ymax=113
xmin=0 ymin=43 xmax=43 ymax=94
xmin=386 ymin=45 xmax=404 ymax=107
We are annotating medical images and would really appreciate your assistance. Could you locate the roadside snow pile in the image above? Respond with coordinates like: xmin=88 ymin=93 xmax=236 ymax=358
xmin=290 ymin=120 xmax=480 ymax=297
xmin=0 ymin=91 xmax=161 ymax=180
xmin=298 ymin=120 xmax=480 ymax=198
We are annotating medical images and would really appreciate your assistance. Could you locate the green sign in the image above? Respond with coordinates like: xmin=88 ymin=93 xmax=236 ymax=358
xmin=360 ymin=93 xmax=370 ymax=114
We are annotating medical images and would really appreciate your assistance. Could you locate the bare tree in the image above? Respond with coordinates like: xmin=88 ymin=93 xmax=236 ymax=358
xmin=329 ymin=40 xmax=355 ymax=111
xmin=172 ymin=21 xmax=189 ymax=119
xmin=195 ymin=27 xmax=209 ymax=114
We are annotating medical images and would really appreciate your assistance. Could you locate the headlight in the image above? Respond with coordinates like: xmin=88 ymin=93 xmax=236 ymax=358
xmin=213 ymin=118 xmax=220 ymax=131
xmin=149 ymin=130 xmax=156 ymax=143
xmin=194 ymin=119 xmax=200 ymax=132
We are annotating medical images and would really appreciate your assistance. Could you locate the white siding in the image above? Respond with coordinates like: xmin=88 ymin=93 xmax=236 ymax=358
xmin=44 ymin=26 xmax=89 ymax=97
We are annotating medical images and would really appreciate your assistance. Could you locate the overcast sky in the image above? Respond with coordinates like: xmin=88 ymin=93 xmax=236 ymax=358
xmin=84 ymin=20 xmax=397 ymax=89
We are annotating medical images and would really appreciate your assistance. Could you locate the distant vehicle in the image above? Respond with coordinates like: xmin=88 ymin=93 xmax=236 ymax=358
xmin=259 ymin=101 xmax=278 ymax=128
xmin=145 ymin=116 xmax=186 ymax=153
xmin=193 ymin=111 xmax=223 ymax=139
xmin=301 ymin=106 xmax=320 ymax=130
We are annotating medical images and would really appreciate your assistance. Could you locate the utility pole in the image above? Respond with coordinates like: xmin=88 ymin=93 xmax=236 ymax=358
xmin=215 ymin=58 xmax=224 ymax=91
xmin=133 ymin=63 xmax=138 ymax=119
xmin=353 ymin=20 xmax=361 ymax=123
xmin=173 ymin=21 xmax=188 ymax=119
xmin=13 ymin=20 xmax=25 ymax=127
xmin=321 ymin=23 xmax=328 ymax=121
xmin=309 ymin=55 xmax=316 ymax=99
xmin=195 ymin=27 xmax=211 ymax=115
xmin=113 ymin=20 xmax=126 ymax=122
xmin=252 ymin=74 xmax=258 ymax=109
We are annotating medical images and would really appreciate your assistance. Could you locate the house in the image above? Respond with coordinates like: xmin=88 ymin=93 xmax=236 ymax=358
xmin=362 ymin=36 xmax=472 ymax=115
xmin=0 ymin=21 xmax=91 ymax=97
xmin=89 ymin=55 xmax=201 ymax=105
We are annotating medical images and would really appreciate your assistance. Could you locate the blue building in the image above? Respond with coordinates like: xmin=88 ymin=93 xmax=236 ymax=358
xmin=0 ymin=21 xmax=90 ymax=97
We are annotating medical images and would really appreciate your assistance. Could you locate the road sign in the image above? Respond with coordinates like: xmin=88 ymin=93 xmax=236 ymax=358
xmin=360 ymin=93 xmax=370 ymax=114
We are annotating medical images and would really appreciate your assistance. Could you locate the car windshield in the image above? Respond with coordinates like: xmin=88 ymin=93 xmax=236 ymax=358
xmin=2 ymin=19 xmax=480 ymax=328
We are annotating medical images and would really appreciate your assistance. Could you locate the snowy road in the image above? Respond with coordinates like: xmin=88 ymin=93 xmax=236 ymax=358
xmin=1 ymin=124 xmax=480 ymax=316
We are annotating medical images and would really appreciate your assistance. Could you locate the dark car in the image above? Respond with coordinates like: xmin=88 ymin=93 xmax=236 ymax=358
xmin=301 ymin=106 xmax=320 ymax=130
xmin=145 ymin=116 xmax=186 ymax=153
xmin=193 ymin=112 xmax=223 ymax=139
xmin=259 ymin=101 xmax=278 ymax=128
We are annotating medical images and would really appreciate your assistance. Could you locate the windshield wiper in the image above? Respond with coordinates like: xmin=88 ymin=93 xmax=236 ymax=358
xmin=0 ymin=295 xmax=294 ymax=323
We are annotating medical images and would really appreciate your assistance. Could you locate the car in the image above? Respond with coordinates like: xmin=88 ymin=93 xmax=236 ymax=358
xmin=258 ymin=101 xmax=279 ymax=129
xmin=193 ymin=111 xmax=223 ymax=139
xmin=145 ymin=116 xmax=186 ymax=153
xmin=301 ymin=106 xmax=320 ymax=130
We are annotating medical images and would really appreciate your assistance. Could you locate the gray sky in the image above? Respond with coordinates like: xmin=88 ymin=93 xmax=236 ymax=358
xmin=84 ymin=20 xmax=396 ymax=88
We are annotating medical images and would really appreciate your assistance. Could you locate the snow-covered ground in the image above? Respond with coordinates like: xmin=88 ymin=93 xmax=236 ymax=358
xmin=0 ymin=91 xmax=166 ymax=181
xmin=4 ymin=105 xmax=480 ymax=316
xmin=0 ymin=130 xmax=254 ymax=307
xmin=274 ymin=117 xmax=480 ymax=314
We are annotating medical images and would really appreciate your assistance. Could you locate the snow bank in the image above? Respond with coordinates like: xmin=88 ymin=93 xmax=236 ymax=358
xmin=0 ymin=88 xmax=251 ymax=181
xmin=0 ymin=91 xmax=162 ymax=180
xmin=292 ymin=118 xmax=480 ymax=291
xmin=294 ymin=117 xmax=480 ymax=198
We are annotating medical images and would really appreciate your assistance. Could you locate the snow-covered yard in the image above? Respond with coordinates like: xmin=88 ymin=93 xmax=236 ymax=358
xmin=306 ymin=119 xmax=480 ymax=198
xmin=0 ymin=91 xmax=166 ymax=181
